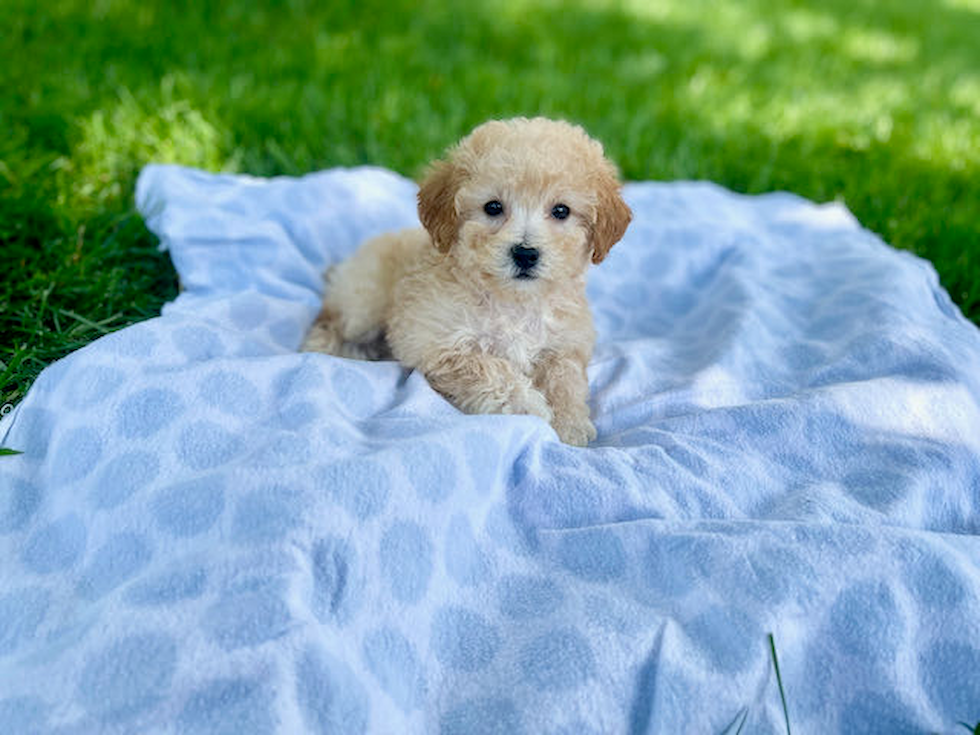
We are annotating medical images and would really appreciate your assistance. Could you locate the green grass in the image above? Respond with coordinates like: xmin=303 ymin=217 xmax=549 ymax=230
xmin=769 ymin=633 xmax=792 ymax=735
xmin=2 ymin=0 xmax=979 ymax=407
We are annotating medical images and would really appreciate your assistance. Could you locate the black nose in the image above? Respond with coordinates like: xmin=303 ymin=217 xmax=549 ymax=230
xmin=510 ymin=244 xmax=540 ymax=271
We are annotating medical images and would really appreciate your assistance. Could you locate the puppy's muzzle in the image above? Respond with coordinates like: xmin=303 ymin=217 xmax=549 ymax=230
xmin=510 ymin=244 xmax=540 ymax=279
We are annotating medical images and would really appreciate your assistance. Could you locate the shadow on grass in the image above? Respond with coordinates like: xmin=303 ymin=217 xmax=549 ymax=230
xmin=1 ymin=0 xmax=978 ymax=403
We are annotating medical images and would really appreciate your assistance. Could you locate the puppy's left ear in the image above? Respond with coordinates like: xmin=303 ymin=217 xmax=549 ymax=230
xmin=418 ymin=160 xmax=463 ymax=253
xmin=590 ymin=167 xmax=632 ymax=264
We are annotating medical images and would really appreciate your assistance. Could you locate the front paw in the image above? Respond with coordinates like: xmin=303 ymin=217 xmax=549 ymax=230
xmin=552 ymin=414 xmax=597 ymax=447
xmin=504 ymin=385 xmax=553 ymax=424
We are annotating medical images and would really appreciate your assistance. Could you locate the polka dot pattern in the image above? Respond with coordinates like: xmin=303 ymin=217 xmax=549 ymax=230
xmin=125 ymin=566 xmax=207 ymax=606
xmin=76 ymin=532 xmax=153 ymax=600
xmin=685 ymin=605 xmax=759 ymax=675
xmin=231 ymin=485 xmax=302 ymax=544
xmin=838 ymin=691 xmax=920 ymax=735
xmin=49 ymin=426 xmax=103 ymax=484
xmin=21 ymin=515 xmax=87 ymax=574
xmin=919 ymin=640 xmax=980 ymax=716
xmin=431 ymin=606 xmax=500 ymax=672
xmin=315 ymin=459 xmax=390 ymax=521
xmin=90 ymin=450 xmax=159 ymax=509
xmin=829 ymin=582 xmax=903 ymax=662
xmin=152 ymin=476 xmax=225 ymax=537
xmin=402 ymin=442 xmax=456 ymax=502
xmin=77 ymin=633 xmax=177 ymax=722
xmin=380 ymin=521 xmax=433 ymax=604
xmin=518 ymin=628 xmax=595 ymax=691
xmin=177 ymin=678 xmax=275 ymax=735
xmin=0 ymin=167 xmax=977 ymax=733
xmin=497 ymin=575 xmax=564 ymax=620
xmin=441 ymin=698 xmax=524 ymax=735
xmin=199 ymin=370 xmax=259 ymax=417
xmin=177 ymin=421 xmax=244 ymax=470
xmin=0 ymin=474 xmax=41 ymax=533
xmin=173 ymin=325 xmax=224 ymax=362
xmin=203 ymin=583 xmax=292 ymax=651
xmin=117 ymin=388 xmax=183 ymax=438
xmin=556 ymin=528 xmax=627 ymax=582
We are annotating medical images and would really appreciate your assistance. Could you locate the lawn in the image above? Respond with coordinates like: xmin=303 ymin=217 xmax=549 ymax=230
xmin=2 ymin=0 xmax=978 ymax=408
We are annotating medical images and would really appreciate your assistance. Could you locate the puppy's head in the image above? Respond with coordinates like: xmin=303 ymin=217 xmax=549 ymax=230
xmin=418 ymin=117 xmax=631 ymax=291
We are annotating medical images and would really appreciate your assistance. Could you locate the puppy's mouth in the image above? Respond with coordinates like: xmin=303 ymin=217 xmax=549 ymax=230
xmin=514 ymin=270 xmax=538 ymax=281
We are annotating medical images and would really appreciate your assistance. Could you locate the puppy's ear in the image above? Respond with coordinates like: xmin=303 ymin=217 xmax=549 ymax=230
xmin=418 ymin=160 xmax=463 ymax=253
xmin=590 ymin=168 xmax=632 ymax=264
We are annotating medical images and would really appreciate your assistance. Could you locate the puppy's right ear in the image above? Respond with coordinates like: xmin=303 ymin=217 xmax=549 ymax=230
xmin=418 ymin=160 xmax=463 ymax=253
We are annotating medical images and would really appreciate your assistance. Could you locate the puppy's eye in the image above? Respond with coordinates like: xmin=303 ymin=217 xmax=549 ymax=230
xmin=484 ymin=200 xmax=504 ymax=217
xmin=551 ymin=203 xmax=570 ymax=220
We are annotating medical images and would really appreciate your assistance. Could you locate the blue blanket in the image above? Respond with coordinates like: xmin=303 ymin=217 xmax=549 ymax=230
xmin=2 ymin=164 xmax=979 ymax=733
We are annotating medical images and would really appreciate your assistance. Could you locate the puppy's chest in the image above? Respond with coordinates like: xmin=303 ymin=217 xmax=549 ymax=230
xmin=467 ymin=299 xmax=553 ymax=369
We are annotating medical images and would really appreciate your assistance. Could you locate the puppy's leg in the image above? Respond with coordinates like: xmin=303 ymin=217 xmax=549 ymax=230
xmin=303 ymin=232 xmax=411 ymax=359
xmin=303 ymin=298 xmax=346 ymax=355
xmin=533 ymin=351 xmax=596 ymax=446
xmin=303 ymin=298 xmax=388 ymax=360
xmin=425 ymin=350 xmax=552 ymax=424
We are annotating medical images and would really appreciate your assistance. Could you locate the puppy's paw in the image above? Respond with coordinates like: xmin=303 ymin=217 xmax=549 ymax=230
xmin=552 ymin=414 xmax=597 ymax=447
xmin=504 ymin=386 xmax=553 ymax=424
xmin=302 ymin=314 xmax=343 ymax=354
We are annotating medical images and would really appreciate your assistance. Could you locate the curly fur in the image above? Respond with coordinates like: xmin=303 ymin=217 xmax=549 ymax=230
xmin=302 ymin=117 xmax=631 ymax=445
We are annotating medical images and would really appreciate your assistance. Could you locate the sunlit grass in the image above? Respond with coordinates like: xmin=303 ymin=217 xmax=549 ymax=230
xmin=68 ymin=82 xmax=233 ymax=212
xmin=2 ymin=0 xmax=979 ymax=406
xmin=945 ymin=0 xmax=980 ymax=11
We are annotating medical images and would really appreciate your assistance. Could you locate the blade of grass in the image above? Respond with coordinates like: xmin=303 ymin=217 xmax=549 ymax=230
xmin=769 ymin=633 xmax=792 ymax=735
xmin=721 ymin=706 xmax=749 ymax=735
xmin=734 ymin=706 xmax=749 ymax=735
xmin=57 ymin=308 xmax=124 ymax=335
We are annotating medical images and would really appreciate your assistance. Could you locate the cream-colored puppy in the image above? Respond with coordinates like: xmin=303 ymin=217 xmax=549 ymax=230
xmin=303 ymin=117 xmax=631 ymax=445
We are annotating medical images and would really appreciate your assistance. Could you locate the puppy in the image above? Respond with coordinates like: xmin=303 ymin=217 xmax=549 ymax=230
xmin=303 ymin=117 xmax=631 ymax=446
